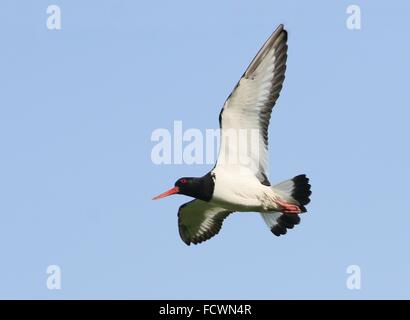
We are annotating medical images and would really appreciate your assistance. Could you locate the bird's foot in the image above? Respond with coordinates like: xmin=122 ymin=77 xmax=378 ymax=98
xmin=275 ymin=199 xmax=301 ymax=214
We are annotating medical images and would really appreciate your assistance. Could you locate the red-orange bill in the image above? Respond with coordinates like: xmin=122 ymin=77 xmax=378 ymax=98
xmin=152 ymin=186 xmax=180 ymax=200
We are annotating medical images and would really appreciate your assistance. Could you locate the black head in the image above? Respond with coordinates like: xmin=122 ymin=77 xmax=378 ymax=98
xmin=153 ymin=173 xmax=215 ymax=202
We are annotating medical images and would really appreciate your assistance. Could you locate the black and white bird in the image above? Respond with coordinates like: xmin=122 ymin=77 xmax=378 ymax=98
xmin=153 ymin=25 xmax=311 ymax=245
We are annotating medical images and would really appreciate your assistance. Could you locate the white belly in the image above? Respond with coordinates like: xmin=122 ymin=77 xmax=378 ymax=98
xmin=210 ymin=167 xmax=280 ymax=212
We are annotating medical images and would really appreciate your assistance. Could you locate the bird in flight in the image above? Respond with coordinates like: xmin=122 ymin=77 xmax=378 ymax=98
xmin=153 ymin=25 xmax=311 ymax=245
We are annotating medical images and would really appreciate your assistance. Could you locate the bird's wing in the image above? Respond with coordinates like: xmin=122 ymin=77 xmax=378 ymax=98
xmin=216 ymin=24 xmax=288 ymax=185
xmin=178 ymin=199 xmax=233 ymax=245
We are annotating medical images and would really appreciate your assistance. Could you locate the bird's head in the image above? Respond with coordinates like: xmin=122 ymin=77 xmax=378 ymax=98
xmin=153 ymin=177 xmax=196 ymax=200
xmin=153 ymin=174 xmax=215 ymax=201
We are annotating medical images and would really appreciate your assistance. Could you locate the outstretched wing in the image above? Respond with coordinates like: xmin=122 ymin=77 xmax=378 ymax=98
xmin=178 ymin=200 xmax=233 ymax=245
xmin=216 ymin=24 xmax=288 ymax=185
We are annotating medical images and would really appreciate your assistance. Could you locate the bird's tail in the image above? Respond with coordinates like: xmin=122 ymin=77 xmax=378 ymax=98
xmin=260 ymin=175 xmax=311 ymax=237
xmin=272 ymin=174 xmax=312 ymax=212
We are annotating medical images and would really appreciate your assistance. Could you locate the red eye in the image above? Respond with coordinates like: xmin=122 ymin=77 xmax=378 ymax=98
xmin=180 ymin=179 xmax=187 ymax=184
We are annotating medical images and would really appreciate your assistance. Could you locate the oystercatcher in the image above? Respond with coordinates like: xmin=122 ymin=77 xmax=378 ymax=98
xmin=153 ymin=25 xmax=311 ymax=245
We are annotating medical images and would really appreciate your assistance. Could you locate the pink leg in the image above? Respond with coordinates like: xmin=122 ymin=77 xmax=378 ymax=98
xmin=275 ymin=199 xmax=301 ymax=214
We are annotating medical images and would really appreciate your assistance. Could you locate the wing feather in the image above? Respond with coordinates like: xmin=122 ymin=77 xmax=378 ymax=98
xmin=216 ymin=25 xmax=288 ymax=185
xmin=178 ymin=200 xmax=233 ymax=245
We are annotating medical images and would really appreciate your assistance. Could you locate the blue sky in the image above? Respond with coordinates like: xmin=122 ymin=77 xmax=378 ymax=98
xmin=0 ymin=0 xmax=409 ymax=299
